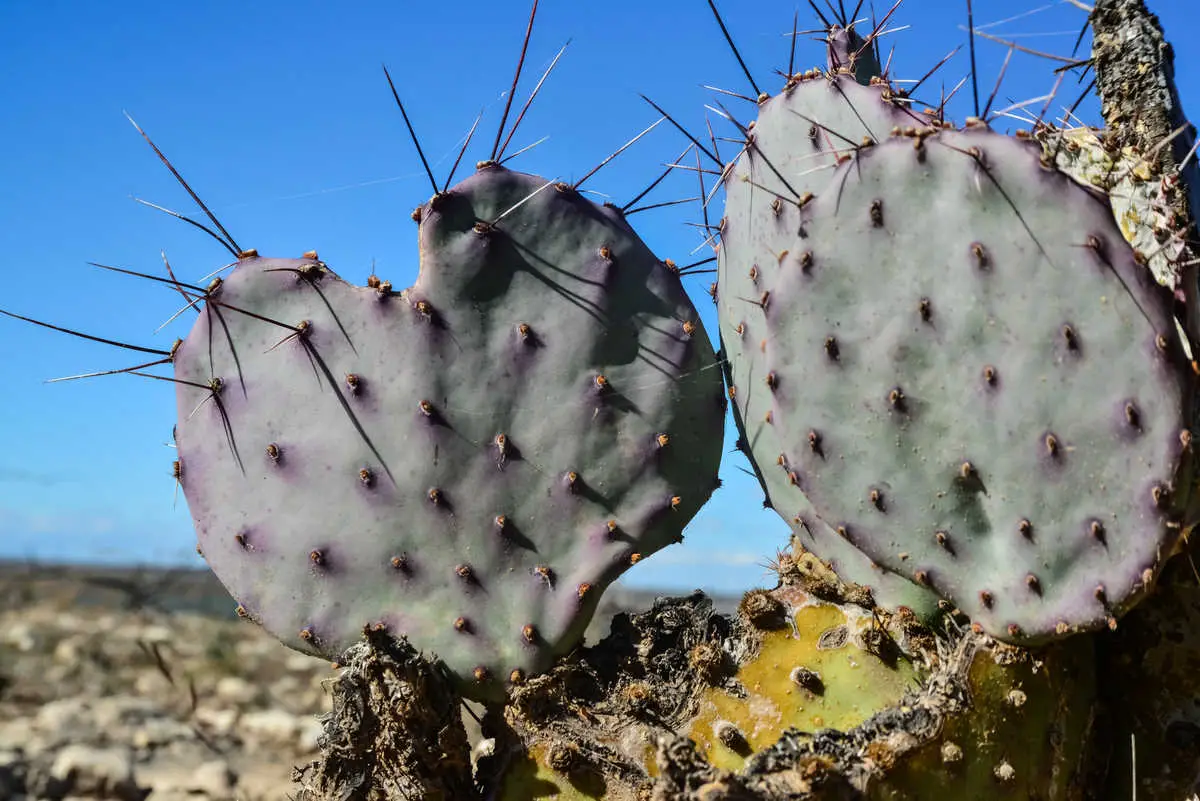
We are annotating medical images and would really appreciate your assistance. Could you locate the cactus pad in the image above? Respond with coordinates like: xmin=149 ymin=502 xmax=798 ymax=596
xmin=718 ymin=73 xmax=943 ymax=617
xmin=174 ymin=164 xmax=724 ymax=700
xmin=722 ymin=122 xmax=1195 ymax=642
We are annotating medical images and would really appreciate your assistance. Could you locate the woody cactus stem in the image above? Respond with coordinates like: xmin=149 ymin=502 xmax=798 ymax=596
xmin=291 ymin=632 xmax=476 ymax=801
xmin=1085 ymin=2 xmax=1200 ymax=799
xmin=1091 ymin=0 xmax=1200 ymax=229
xmin=1090 ymin=0 xmax=1200 ymax=344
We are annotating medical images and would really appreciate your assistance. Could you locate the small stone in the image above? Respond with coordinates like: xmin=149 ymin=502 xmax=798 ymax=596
xmin=239 ymin=709 xmax=305 ymax=745
xmin=137 ymin=624 xmax=175 ymax=644
xmin=284 ymin=653 xmax=319 ymax=673
xmin=48 ymin=744 xmax=142 ymax=801
xmin=34 ymin=698 xmax=91 ymax=736
xmin=91 ymin=696 xmax=164 ymax=729
xmin=215 ymin=676 xmax=259 ymax=706
xmin=2 ymin=623 xmax=37 ymax=652
xmin=940 ymin=741 xmax=963 ymax=764
xmin=190 ymin=760 xmax=237 ymax=797
xmin=297 ymin=717 xmax=324 ymax=754
xmin=193 ymin=707 xmax=239 ymax=736
xmin=130 ymin=718 xmax=194 ymax=749
xmin=53 ymin=637 xmax=83 ymax=664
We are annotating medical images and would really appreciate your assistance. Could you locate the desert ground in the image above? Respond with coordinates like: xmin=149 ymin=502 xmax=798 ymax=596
xmin=0 ymin=561 xmax=735 ymax=800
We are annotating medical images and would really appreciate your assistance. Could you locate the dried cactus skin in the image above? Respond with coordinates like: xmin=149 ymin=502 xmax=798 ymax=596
xmin=688 ymin=593 xmax=923 ymax=774
xmin=863 ymin=636 xmax=1097 ymax=801
xmin=174 ymin=164 xmax=724 ymax=701
xmin=729 ymin=124 xmax=1195 ymax=643
xmin=487 ymin=563 xmax=1097 ymax=801
xmin=718 ymin=73 xmax=943 ymax=618
xmin=784 ymin=633 xmax=1098 ymax=801
xmin=1038 ymin=125 xmax=1188 ymax=291
xmin=495 ymin=579 xmax=927 ymax=801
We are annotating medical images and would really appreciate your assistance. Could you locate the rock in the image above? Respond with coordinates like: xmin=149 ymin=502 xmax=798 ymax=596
xmin=296 ymin=718 xmax=324 ymax=754
xmin=4 ymin=623 xmax=38 ymax=652
xmin=92 ymin=696 xmax=166 ymax=729
xmin=0 ymin=721 xmax=36 ymax=751
xmin=144 ymin=790 xmax=195 ymax=801
xmin=137 ymin=626 xmax=175 ymax=645
xmin=240 ymin=709 xmax=305 ymax=746
xmin=285 ymin=654 xmax=318 ymax=673
xmin=0 ymin=582 xmax=415 ymax=801
xmin=141 ymin=758 xmax=238 ymax=800
xmin=35 ymin=698 xmax=90 ymax=730
xmin=33 ymin=699 xmax=96 ymax=748
xmin=214 ymin=676 xmax=258 ymax=706
xmin=43 ymin=744 xmax=145 ymax=801
xmin=192 ymin=707 xmax=238 ymax=736
xmin=53 ymin=637 xmax=84 ymax=665
xmin=130 ymin=719 xmax=195 ymax=750
xmin=191 ymin=760 xmax=237 ymax=798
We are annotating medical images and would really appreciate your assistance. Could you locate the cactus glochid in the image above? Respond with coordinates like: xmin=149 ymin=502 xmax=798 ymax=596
xmin=2 ymin=0 xmax=1199 ymax=798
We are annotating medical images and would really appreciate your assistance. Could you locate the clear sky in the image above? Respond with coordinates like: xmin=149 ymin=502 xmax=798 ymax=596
xmin=1 ymin=0 xmax=1194 ymax=594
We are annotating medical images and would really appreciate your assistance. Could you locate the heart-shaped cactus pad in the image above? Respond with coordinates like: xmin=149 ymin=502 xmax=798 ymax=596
xmin=175 ymin=164 xmax=725 ymax=700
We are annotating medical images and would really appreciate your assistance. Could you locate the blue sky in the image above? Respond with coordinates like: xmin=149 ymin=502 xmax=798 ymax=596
xmin=1 ymin=0 xmax=1194 ymax=594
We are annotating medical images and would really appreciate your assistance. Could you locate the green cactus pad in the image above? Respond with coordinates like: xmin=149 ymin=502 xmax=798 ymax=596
xmin=174 ymin=165 xmax=724 ymax=700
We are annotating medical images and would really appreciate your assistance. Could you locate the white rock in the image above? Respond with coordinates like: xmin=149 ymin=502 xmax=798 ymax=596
xmin=190 ymin=759 xmax=237 ymax=797
xmin=34 ymin=698 xmax=90 ymax=733
xmin=137 ymin=625 xmax=176 ymax=644
xmin=48 ymin=744 xmax=140 ymax=799
xmin=193 ymin=707 xmax=239 ymax=736
xmin=92 ymin=695 xmax=164 ymax=728
xmin=53 ymin=612 xmax=84 ymax=632
xmin=131 ymin=718 xmax=195 ymax=750
xmin=144 ymin=790 xmax=195 ymax=801
xmin=133 ymin=671 xmax=172 ymax=697
xmin=52 ymin=637 xmax=83 ymax=664
xmin=285 ymin=653 xmax=320 ymax=673
xmin=215 ymin=676 xmax=259 ymax=706
xmin=296 ymin=717 xmax=324 ymax=754
xmin=0 ymin=721 xmax=35 ymax=751
xmin=239 ymin=709 xmax=302 ymax=744
xmin=3 ymin=623 xmax=36 ymax=652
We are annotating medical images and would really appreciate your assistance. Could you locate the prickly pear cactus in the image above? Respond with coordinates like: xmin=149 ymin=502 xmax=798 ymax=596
xmin=175 ymin=164 xmax=725 ymax=700
xmin=718 ymin=72 xmax=1197 ymax=642
xmin=717 ymin=71 xmax=944 ymax=619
